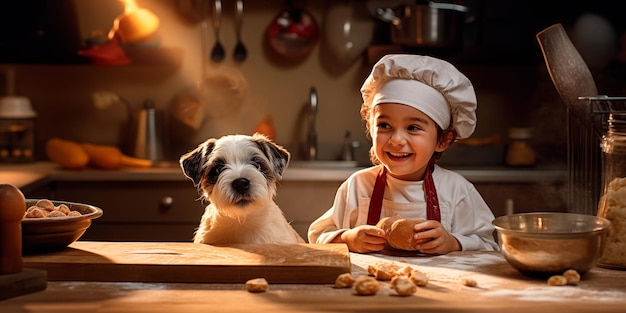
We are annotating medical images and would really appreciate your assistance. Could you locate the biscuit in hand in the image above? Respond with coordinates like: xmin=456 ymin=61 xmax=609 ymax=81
xmin=376 ymin=215 xmax=426 ymax=251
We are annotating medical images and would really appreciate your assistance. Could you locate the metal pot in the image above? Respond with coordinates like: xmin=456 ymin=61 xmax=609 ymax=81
xmin=267 ymin=6 xmax=320 ymax=59
xmin=376 ymin=1 xmax=468 ymax=48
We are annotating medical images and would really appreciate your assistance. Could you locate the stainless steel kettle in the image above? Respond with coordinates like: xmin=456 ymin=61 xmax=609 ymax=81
xmin=129 ymin=99 xmax=164 ymax=162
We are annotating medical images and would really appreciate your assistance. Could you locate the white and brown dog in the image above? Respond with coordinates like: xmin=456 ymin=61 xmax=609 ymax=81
xmin=180 ymin=133 xmax=305 ymax=244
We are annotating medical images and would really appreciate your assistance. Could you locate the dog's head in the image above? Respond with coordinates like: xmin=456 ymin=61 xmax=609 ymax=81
xmin=179 ymin=133 xmax=290 ymax=212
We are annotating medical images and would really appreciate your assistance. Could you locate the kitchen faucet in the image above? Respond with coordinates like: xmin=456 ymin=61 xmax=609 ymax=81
xmin=307 ymin=86 xmax=318 ymax=160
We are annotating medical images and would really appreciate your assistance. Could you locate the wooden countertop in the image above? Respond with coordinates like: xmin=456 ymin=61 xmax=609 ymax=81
xmin=2 ymin=247 xmax=625 ymax=312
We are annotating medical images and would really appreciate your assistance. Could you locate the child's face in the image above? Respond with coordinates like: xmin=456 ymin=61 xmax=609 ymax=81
xmin=370 ymin=103 xmax=449 ymax=181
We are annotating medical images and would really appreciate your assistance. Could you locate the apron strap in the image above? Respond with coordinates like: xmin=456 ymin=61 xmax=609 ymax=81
xmin=366 ymin=161 xmax=441 ymax=225
xmin=424 ymin=159 xmax=441 ymax=222
xmin=366 ymin=167 xmax=387 ymax=225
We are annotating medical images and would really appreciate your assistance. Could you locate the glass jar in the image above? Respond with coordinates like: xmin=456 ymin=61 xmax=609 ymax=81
xmin=597 ymin=113 xmax=626 ymax=269
xmin=505 ymin=128 xmax=536 ymax=167
xmin=0 ymin=97 xmax=36 ymax=163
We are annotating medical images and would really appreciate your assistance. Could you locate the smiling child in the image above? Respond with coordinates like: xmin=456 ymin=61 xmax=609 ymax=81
xmin=308 ymin=54 xmax=499 ymax=254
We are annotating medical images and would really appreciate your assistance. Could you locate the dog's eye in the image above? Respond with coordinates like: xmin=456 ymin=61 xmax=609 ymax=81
xmin=250 ymin=156 xmax=273 ymax=178
xmin=250 ymin=157 xmax=264 ymax=170
xmin=207 ymin=160 xmax=225 ymax=183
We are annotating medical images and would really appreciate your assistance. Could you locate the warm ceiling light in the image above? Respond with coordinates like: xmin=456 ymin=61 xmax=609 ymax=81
xmin=109 ymin=0 xmax=160 ymax=43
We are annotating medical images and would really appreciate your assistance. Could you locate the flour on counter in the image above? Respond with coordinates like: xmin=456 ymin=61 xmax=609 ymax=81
xmin=351 ymin=251 xmax=504 ymax=269
xmin=483 ymin=286 xmax=626 ymax=302
xmin=349 ymin=251 xmax=514 ymax=289
xmin=417 ymin=252 xmax=505 ymax=270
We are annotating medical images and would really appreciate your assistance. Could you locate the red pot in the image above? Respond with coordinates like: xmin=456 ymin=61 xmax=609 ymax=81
xmin=267 ymin=7 xmax=320 ymax=59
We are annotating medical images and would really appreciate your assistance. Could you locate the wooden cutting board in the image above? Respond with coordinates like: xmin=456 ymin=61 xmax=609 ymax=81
xmin=0 ymin=268 xmax=47 ymax=300
xmin=22 ymin=241 xmax=351 ymax=284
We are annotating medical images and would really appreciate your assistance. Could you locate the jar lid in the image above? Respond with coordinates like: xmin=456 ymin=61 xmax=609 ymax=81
xmin=508 ymin=128 xmax=532 ymax=139
xmin=0 ymin=97 xmax=37 ymax=118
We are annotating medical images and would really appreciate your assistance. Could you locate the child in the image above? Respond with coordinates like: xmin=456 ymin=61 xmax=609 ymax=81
xmin=308 ymin=54 xmax=499 ymax=254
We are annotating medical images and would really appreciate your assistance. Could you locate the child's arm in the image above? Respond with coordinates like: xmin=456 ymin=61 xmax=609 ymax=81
xmin=308 ymin=169 xmax=389 ymax=253
xmin=332 ymin=226 xmax=386 ymax=253
xmin=308 ymin=210 xmax=387 ymax=253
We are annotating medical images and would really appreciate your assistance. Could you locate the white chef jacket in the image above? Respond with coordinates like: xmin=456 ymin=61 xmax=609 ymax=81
xmin=308 ymin=165 xmax=499 ymax=251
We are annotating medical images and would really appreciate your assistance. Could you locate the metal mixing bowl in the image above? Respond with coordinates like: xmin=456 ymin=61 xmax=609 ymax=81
xmin=493 ymin=212 xmax=610 ymax=276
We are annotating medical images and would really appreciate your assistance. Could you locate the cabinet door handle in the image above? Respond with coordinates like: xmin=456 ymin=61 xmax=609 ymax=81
xmin=160 ymin=196 xmax=174 ymax=210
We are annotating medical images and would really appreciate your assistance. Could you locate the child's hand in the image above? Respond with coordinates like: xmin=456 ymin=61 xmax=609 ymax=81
xmin=412 ymin=220 xmax=461 ymax=255
xmin=337 ymin=225 xmax=386 ymax=253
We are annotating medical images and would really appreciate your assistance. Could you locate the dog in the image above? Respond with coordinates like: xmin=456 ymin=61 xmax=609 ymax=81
xmin=180 ymin=133 xmax=305 ymax=244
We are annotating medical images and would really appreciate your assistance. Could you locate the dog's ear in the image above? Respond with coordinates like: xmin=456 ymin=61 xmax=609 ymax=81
xmin=252 ymin=133 xmax=290 ymax=178
xmin=179 ymin=138 xmax=217 ymax=186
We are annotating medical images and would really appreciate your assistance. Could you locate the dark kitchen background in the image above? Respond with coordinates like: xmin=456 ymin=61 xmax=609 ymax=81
xmin=1 ymin=0 xmax=625 ymax=166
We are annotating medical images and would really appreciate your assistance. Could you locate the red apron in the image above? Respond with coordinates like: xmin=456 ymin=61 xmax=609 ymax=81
xmin=366 ymin=160 xmax=441 ymax=225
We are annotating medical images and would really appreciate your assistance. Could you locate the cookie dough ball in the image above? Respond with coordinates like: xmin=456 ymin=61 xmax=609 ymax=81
xmin=547 ymin=275 xmax=568 ymax=286
xmin=334 ymin=273 xmax=356 ymax=288
xmin=461 ymin=278 xmax=478 ymax=287
xmin=35 ymin=199 xmax=55 ymax=212
xmin=246 ymin=278 xmax=269 ymax=293
xmin=372 ymin=262 xmax=400 ymax=281
xmin=395 ymin=265 xmax=414 ymax=277
xmin=387 ymin=218 xmax=426 ymax=251
xmin=353 ymin=276 xmax=379 ymax=296
xmin=55 ymin=204 xmax=70 ymax=215
xmin=391 ymin=276 xmax=417 ymax=296
xmin=68 ymin=211 xmax=82 ymax=217
xmin=367 ymin=265 xmax=377 ymax=276
xmin=47 ymin=210 xmax=66 ymax=217
xmin=24 ymin=206 xmax=46 ymax=218
xmin=563 ymin=269 xmax=580 ymax=285
xmin=376 ymin=215 xmax=401 ymax=234
xmin=409 ymin=270 xmax=429 ymax=287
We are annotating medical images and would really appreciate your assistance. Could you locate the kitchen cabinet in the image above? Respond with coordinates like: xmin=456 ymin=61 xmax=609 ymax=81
xmin=26 ymin=180 xmax=342 ymax=242
xmin=16 ymin=163 xmax=568 ymax=242
xmin=39 ymin=181 xmax=205 ymax=242
xmin=275 ymin=181 xmax=343 ymax=239
xmin=26 ymin=179 xmax=342 ymax=242
xmin=475 ymin=182 xmax=568 ymax=216
xmin=34 ymin=180 xmax=566 ymax=242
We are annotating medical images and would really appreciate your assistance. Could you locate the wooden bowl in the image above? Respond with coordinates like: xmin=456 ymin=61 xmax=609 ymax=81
xmin=22 ymin=199 xmax=103 ymax=254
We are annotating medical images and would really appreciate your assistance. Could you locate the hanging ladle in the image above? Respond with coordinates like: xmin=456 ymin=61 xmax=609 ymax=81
xmin=210 ymin=0 xmax=225 ymax=62
xmin=233 ymin=0 xmax=247 ymax=62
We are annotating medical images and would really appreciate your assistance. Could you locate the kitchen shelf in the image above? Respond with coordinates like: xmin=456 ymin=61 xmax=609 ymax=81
xmin=1 ymin=46 xmax=183 ymax=68
xmin=111 ymin=46 xmax=184 ymax=67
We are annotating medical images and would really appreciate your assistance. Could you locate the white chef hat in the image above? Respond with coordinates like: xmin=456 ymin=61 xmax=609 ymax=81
xmin=361 ymin=54 xmax=477 ymax=139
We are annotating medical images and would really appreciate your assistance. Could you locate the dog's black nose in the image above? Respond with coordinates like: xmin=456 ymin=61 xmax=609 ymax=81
xmin=232 ymin=178 xmax=250 ymax=193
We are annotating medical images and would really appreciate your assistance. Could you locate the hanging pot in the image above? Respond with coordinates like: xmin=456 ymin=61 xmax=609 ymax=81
xmin=267 ymin=0 xmax=320 ymax=59
xmin=376 ymin=1 xmax=468 ymax=48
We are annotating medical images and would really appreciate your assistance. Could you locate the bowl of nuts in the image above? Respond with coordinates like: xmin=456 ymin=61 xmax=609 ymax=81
xmin=493 ymin=212 xmax=610 ymax=276
xmin=22 ymin=199 xmax=103 ymax=254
